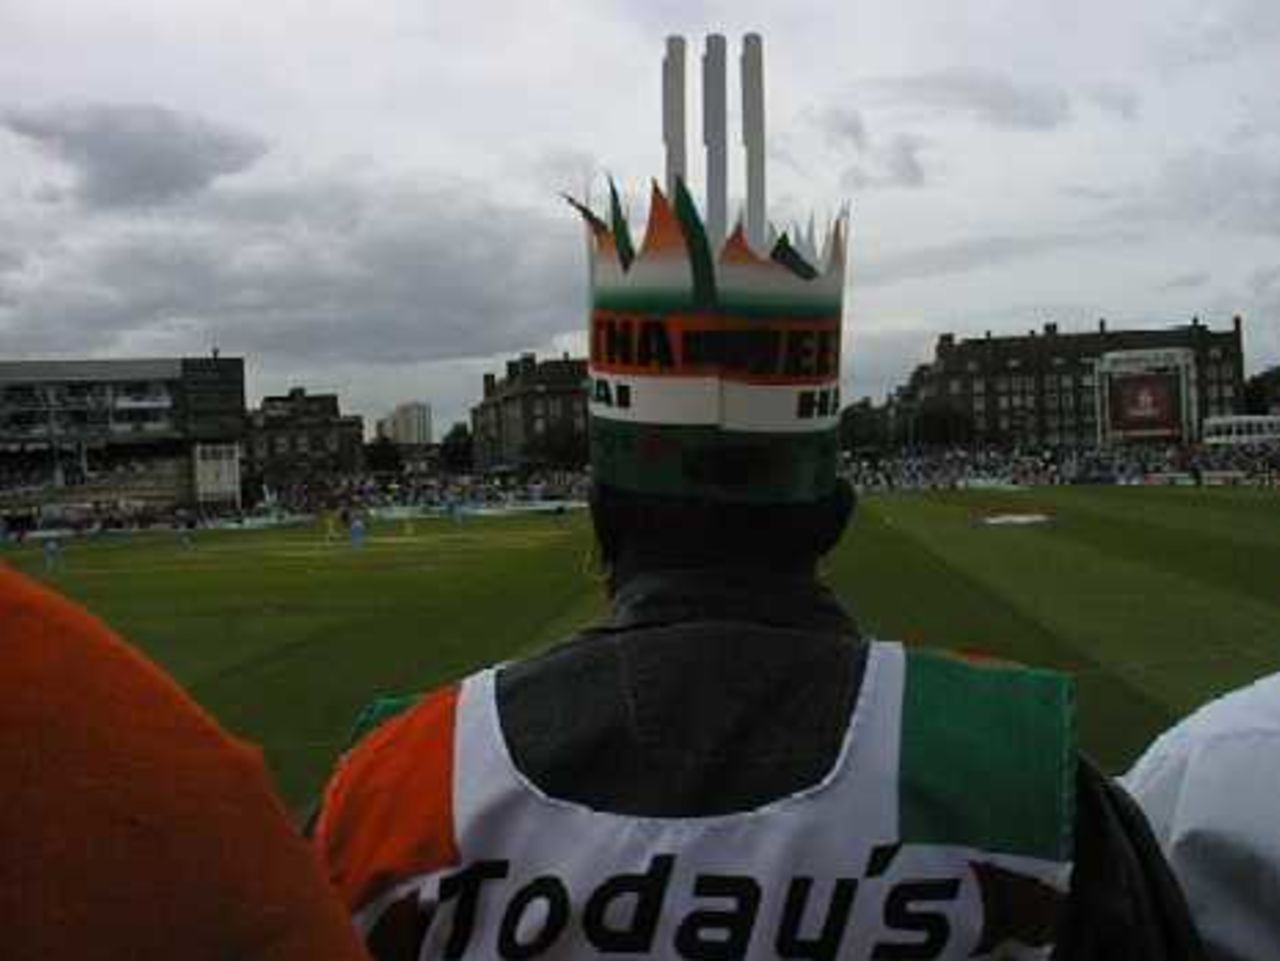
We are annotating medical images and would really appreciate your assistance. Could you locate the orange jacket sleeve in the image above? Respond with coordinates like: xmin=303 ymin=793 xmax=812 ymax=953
xmin=0 ymin=564 xmax=369 ymax=961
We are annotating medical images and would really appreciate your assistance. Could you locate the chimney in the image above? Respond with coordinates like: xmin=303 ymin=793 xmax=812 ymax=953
xmin=520 ymin=352 xmax=537 ymax=377
xmin=484 ymin=373 xmax=496 ymax=398
xmin=1044 ymin=322 xmax=1058 ymax=336
xmin=506 ymin=360 xmax=520 ymax=381
xmin=1233 ymin=314 xmax=1243 ymax=334
xmin=1098 ymin=318 xmax=1107 ymax=334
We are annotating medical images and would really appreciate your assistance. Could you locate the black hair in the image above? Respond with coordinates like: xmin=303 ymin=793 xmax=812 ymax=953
xmin=589 ymin=478 xmax=856 ymax=587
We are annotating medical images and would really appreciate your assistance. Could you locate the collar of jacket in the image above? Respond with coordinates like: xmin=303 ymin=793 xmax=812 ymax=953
xmin=604 ymin=568 xmax=859 ymax=635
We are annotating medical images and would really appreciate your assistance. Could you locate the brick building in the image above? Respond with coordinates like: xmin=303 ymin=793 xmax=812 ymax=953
xmin=244 ymin=387 xmax=364 ymax=494
xmin=889 ymin=317 xmax=1245 ymax=448
xmin=471 ymin=353 xmax=588 ymax=471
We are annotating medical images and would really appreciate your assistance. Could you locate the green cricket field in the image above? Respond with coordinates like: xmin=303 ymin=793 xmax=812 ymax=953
xmin=4 ymin=485 xmax=1278 ymax=809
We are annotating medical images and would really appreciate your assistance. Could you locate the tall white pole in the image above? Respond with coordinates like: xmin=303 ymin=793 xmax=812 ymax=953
xmin=662 ymin=36 xmax=687 ymax=198
xmin=702 ymin=34 xmax=728 ymax=250
xmin=741 ymin=33 xmax=766 ymax=253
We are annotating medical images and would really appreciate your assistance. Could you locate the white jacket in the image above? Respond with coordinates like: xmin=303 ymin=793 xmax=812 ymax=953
xmin=1123 ymin=671 xmax=1280 ymax=961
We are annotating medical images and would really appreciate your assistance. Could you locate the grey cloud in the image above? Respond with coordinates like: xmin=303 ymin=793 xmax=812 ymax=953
xmin=1163 ymin=0 xmax=1280 ymax=67
xmin=860 ymin=231 xmax=1127 ymax=287
xmin=844 ymin=326 xmax=934 ymax=401
xmin=883 ymin=135 xmax=926 ymax=188
xmin=819 ymin=106 xmax=869 ymax=151
xmin=1249 ymin=265 xmax=1280 ymax=294
xmin=527 ymin=148 xmax=599 ymax=196
xmin=1087 ymin=84 xmax=1140 ymax=122
xmin=841 ymin=134 xmax=928 ymax=191
xmin=1061 ymin=184 xmax=1120 ymax=202
xmin=817 ymin=106 xmax=929 ymax=191
xmin=1 ymin=104 xmax=267 ymax=208
xmin=864 ymin=69 xmax=1071 ymax=131
xmin=1157 ymin=150 xmax=1280 ymax=235
xmin=1159 ymin=271 xmax=1210 ymax=290
xmin=0 ymin=174 xmax=584 ymax=367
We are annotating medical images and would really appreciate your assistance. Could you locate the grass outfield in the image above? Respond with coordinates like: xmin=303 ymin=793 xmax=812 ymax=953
xmin=4 ymin=486 xmax=1278 ymax=808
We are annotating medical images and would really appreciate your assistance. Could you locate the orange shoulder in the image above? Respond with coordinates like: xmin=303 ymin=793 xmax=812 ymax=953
xmin=316 ymin=682 xmax=462 ymax=911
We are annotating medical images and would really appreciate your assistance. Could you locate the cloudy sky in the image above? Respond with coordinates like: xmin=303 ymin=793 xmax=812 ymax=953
xmin=2 ymin=0 xmax=1279 ymax=432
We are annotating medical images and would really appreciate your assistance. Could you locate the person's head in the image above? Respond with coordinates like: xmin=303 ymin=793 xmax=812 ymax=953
xmin=589 ymin=478 xmax=854 ymax=589
xmin=572 ymin=182 xmax=850 ymax=590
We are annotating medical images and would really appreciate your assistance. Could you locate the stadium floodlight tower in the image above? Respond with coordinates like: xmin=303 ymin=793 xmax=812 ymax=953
xmin=662 ymin=36 xmax=688 ymax=199
xmin=741 ymin=33 xmax=767 ymax=254
xmin=702 ymin=33 xmax=728 ymax=251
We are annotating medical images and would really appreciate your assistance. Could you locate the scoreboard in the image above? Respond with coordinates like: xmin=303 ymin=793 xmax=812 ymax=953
xmin=1096 ymin=349 xmax=1197 ymax=445
xmin=1107 ymin=372 xmax=1183 ymax=440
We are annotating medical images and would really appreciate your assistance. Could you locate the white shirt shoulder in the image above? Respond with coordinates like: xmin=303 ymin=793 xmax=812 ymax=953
xmin=1122 ymin=671 xmax=1280 ymax=961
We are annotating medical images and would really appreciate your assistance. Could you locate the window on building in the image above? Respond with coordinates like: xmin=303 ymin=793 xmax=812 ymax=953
xmin=998 ymin=396 xmax=1009 ymax=411
xmin=1007 ymin=358 xmax=1022 ymax=369
xmin=1223 ymin=384 xmax=1235 ymax=399
xmin=1052 ymin=356 xmax=1065 ymax=367
xmin=327 ymin=434 xmax=339 ymax=453
xmin=997 ymin=377 xmax=1009 ymax=392
xmin=999 ymin=415 xmax=1011 ymax=430
xmin=1059 ymin=374 xmax=1072 ymax=389
xmin=973 ymin=397 xmax=986 ymax=413
xmin=950 ymin=378 xmax=962 ymax=395
xmin=1063 ymin=393 xmax=1075 ymax=410
xmin=966 ymin=361 xmax=979 ymax=373
xmin=1209 ymin=346 xmax=1222 ymax=360
xmin=296 ymin=434 xmax=309 ymax=453
xmin=972 ymin=379 xmax=985 ymax=394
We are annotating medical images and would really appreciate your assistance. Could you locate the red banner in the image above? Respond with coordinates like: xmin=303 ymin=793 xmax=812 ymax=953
xmin=1109 ymin=373 xmax=1181 ymax=438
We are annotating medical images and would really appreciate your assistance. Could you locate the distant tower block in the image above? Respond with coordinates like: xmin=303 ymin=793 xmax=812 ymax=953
xmin=663 ymin=36 xmax=688 ymax=198
xmin=741 ymin=33 xmax=766 ymax=253
xmin=702 ymin=34 xmax=728 ymax=250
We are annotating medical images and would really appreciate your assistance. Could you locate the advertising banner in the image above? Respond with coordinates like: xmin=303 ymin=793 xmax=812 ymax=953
xmin=1108 ymin=373 xmax=1182 ymax=439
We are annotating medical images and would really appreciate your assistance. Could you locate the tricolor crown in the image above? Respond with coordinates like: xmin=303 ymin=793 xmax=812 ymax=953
xmin=571 ymin=33 xmax=849 ymax=505
xmin=571 ymin=180 xmax=847 ymax=319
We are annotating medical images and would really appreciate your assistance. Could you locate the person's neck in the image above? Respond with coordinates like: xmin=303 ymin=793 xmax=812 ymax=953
xmin=603 ymin=561 xmax=855 ymax=635
xmin=608 ymin=552 xmax=816 ymax=594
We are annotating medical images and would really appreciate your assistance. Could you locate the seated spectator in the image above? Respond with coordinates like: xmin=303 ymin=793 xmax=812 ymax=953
xmin=0 ymin=563 xmax=368 ymax=960
xmin=1124 ymin=673 xmax=1280 ymax=961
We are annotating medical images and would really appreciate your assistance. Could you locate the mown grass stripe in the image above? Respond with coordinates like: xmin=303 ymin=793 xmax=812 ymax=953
xmin=831 ymin=500 xmax=1174 ymax=770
